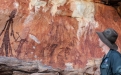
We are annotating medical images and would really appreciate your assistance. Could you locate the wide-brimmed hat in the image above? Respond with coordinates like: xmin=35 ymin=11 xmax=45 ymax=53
xmin=96 ymin=28 xmax=118 ymax=50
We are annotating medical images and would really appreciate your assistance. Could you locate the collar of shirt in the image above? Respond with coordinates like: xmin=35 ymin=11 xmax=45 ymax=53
xmin=102 ymin=49 xmax=112 ymax=63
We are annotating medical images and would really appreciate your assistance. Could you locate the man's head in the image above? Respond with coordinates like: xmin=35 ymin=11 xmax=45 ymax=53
xmin=96 ymin=28 xmax=118 ymax=50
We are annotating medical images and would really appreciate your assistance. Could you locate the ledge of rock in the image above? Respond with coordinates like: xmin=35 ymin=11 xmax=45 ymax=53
xmin=0 ymin=56 xmax=62 ymax=75
xmin=0 ymin=56 xmax=101 ymax=75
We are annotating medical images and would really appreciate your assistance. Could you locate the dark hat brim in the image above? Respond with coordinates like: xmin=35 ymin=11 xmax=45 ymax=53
xmin=96 ymin=32 xmax=118 ymax=50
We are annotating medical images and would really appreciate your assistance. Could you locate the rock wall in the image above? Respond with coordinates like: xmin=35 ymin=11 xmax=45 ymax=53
xmin=0 ymin=56 xmax=101 ymax=75
xmin=0 ymin=0 xmax=121 ymax=69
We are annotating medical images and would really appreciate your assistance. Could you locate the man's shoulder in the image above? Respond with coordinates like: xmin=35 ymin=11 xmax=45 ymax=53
xmin=110 ymin=50 xmax=121 ymax=57
xmin=111 ymin=49 xmax=121 ymax=54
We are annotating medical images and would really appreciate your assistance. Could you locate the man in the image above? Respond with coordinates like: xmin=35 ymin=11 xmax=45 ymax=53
xmin=96 ymin=28 xmax=121 ymax=75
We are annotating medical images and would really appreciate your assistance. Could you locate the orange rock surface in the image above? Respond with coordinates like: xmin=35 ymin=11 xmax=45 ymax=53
xmin=0 ymin=0 xmax=121 ymax=69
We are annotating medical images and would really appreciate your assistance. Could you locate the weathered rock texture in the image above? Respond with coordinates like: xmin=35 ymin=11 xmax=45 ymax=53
xmin=0 ymin=0 xmax=120 ymax=69
xmin=0 ymin=56 xmax=101 ymax=75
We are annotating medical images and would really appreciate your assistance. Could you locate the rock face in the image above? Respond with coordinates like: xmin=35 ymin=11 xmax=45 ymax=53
xmin=0 ymin=56 xmax=60 ymax=75
xmin=0 ymin=56 xmax=101 ymax=75
xmin=0 ymin=0 xmax=121 ymax=69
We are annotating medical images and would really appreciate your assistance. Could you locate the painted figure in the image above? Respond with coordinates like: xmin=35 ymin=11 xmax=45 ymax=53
xmin=0 ymin=9 xmax=17 ymax=56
